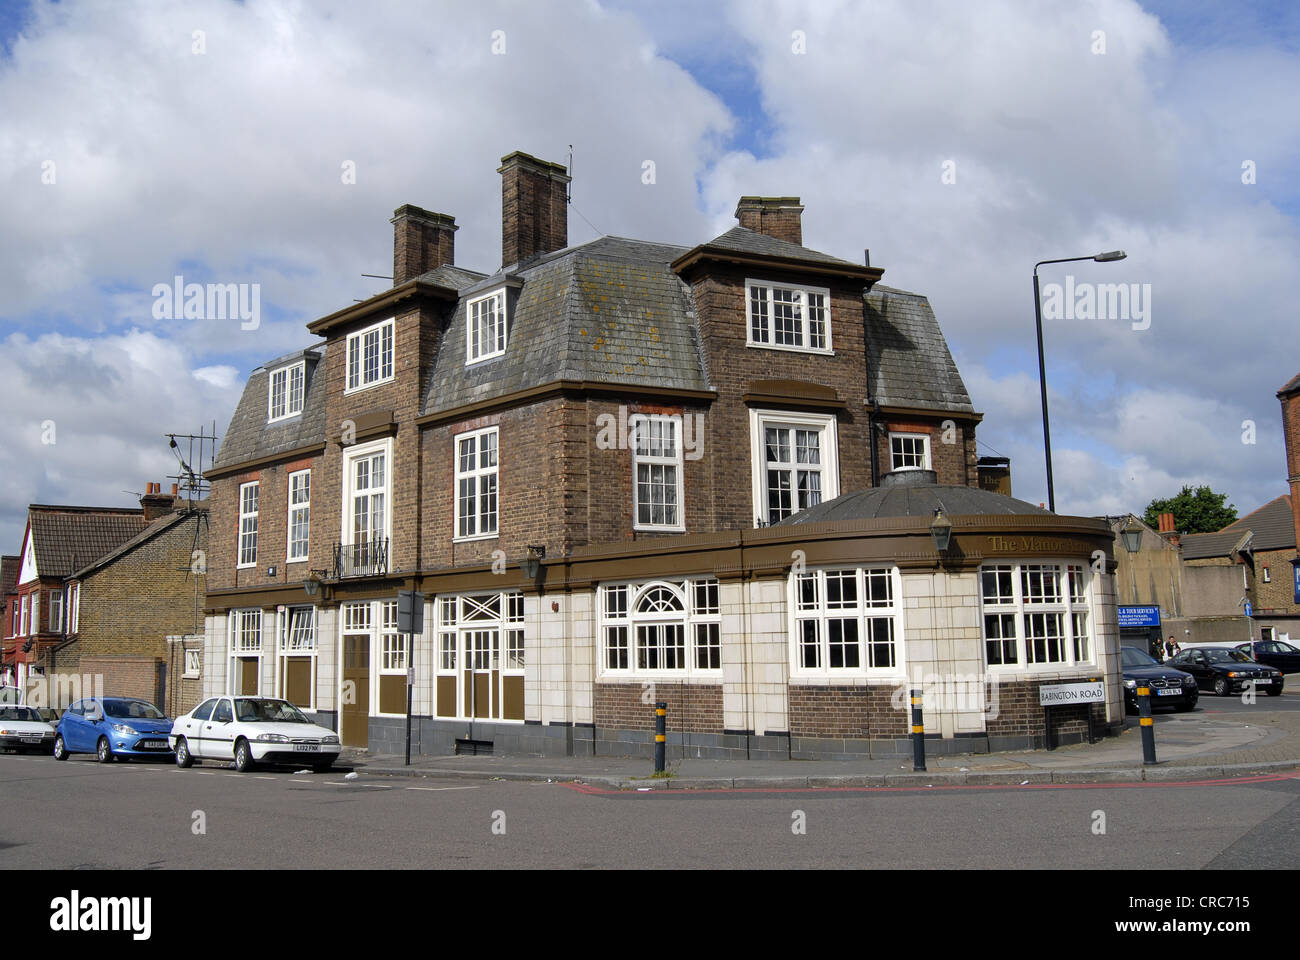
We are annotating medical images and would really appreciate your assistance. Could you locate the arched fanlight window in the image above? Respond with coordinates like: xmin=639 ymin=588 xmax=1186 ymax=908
xmin=636 ymin=583 xmax=685 ymax=615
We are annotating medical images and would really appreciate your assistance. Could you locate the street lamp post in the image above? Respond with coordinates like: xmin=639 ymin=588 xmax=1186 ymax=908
xmin=1032 ymin=250 xmax=1127 ymax=512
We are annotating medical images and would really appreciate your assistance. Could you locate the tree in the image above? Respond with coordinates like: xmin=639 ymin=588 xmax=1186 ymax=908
xmin=1143 ymin=485 xmax=1238 ymax=534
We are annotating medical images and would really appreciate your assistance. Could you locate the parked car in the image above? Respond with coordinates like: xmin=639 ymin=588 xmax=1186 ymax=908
xmin=169 ymin=696 xmax=340 ymax=772
xmin=1120 ymin=646 xmax=1198 ymax=714
xmin=1234 ymin=639 xmax=1300 ymax=675
xmin=1167 ymin=646 xmax=1284 ymax=697
xmin=52 ymin=697 xmax=174 ymax=762
xmin=0 ymin=704 xmax=57 ymax=753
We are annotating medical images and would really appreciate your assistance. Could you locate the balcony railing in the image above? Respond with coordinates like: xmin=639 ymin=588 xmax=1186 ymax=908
xmin=333 ymin=538 xmax=389 ymax=579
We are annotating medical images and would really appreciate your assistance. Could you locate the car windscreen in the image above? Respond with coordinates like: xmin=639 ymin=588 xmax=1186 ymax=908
xmin=234 ymin=699 xmax=309 ymax=723
xmin=103 ymin=699 xmax=166 ymax=720
xmin=0 ymin=706 xmax=42 ymax=722
xmin=1122 ymin=648 xmax=1156 ymax=667
xmin=1205 ymin=649 xmax=1251 ymax=663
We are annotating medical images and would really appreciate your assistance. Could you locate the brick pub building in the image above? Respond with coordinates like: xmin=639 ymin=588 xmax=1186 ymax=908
xmin=202 ymin=151 xmax=1120 ymax=759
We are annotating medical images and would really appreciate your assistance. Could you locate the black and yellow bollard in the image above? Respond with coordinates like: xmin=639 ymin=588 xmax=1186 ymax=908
xmin=911 ymin=688 xmax=926 ymax=772
xmin=1137 ymin=685 xmax=1157 ymax=765
xmin=654 ymin=701 xmax=666 ymax=773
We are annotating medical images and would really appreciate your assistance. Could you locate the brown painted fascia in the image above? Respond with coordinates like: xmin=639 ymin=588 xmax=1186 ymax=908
xmin=671 ymin=246 xmax=884 ymax=284
xmin=205 ymin=443 xmax=326 ymax=481
xmin=306 ymin=279 xmax=457 ymax=337
xmin=870 ymin=402 xmax=985 ymax=424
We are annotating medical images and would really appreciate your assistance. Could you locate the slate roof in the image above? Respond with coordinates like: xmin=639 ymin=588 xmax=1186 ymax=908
xmin=415 ymin=263 xmax=488 ymax=291
xmin=1278 ymin=372 xmax=1300 ymax=397
xmin=776 ymin=483 xmax=1050 ymax=525
xmin=26 ymin=507 xmax=148 ymax=580
xmin=1182 ymin=495 xmax=1295 ymax=558
xmin=422 ymin=236 xmax=707 ymax=416
xmin=698 ymin=226 xmax=864 ymax=270
xmin=213 ymin=345 xmax=328 ymax=469
xmin=70 ymin=506 xmax=208 ymax=580
xmin=864 ymin=286 xmax=974 ymax=413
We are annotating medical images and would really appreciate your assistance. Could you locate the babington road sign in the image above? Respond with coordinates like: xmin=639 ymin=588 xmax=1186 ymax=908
xmin=1039 ymin=681 xmax=1105 ymax=706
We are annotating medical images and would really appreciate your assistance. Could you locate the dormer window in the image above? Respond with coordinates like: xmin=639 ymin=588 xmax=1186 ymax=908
xmin=467 ymin=289 xmax=507 ymax=364
xmin=346 ymin=318 xmax=395 ymax=393
xmin=746 ymin=279 xmax=831 ymax=354
xmin=267 ymin=361 xmax=305 ymax=422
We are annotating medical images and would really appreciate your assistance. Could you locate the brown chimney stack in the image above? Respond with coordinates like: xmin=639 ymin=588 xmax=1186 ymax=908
xmin=735 ymin=196 xmax=804 ymax=246
xmin=391 ymin=205 xmax=457 ymax=285
xmin=1158 ymin=512 xmax=1174 ymax=533
xmin=141 ymin=481 xmax=176 ymax=522
xmin=499 ymin=151 xmax=570 ymax=267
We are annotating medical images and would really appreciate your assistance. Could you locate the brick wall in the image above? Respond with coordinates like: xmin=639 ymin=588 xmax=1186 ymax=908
xmin=1282 ymin=390 xmax=1300 ymax=550
xmin=80 ymin=655 xmax=164 ymax=705
xmin=787 ymin=684 xmax=909 ymax=738
xmin=1252 ymin=548 xmax=1299 ymax=614
xmin=594 ymin=681 xmax=722 ymax=733
xmin=986 ymin=678 xmax=1104 ymax=741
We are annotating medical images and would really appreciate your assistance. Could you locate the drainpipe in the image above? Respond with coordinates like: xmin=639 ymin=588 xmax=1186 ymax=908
xmin=869 ymin=400 xmax=881 ymax=487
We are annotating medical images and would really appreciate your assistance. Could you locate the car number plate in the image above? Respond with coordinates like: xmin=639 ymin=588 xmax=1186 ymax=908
xmin=293 ymin=744 xmax=321 ymax=752
xmin=21 ymin=736 xmax=42 ymax=743
xmin=139 ymin=740 xmax=169 ymax=749
xmin=1156 ymin=689 xmax=1180 ymax=696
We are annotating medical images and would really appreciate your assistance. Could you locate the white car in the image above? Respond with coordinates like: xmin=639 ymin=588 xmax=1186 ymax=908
xmin=0 ymin=704 xmax=57 ymax=753
xmin=169 ymin=696 xmax=340 ymax=772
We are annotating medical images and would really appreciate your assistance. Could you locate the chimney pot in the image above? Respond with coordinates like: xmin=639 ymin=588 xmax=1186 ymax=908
xmin=499 ymin=151 xmax=571 ymax=267
xmin=391 ymin=205 xmax=457 ymax=285
xmin=734 ymin=196 xmax=804 ymax=246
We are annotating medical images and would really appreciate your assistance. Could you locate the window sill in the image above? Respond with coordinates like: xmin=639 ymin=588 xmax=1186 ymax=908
xmin=745 ymin=342 xmax=834 ymax=357
xmin=267 ymin=411 xmax=304 ymax=425
xmin=465 ymin=350 xmax=506 ymax=367
xmin=633 ymin=523 xmax=686 ymax=534
xmin=343 ymin=377 xmax=395 ymax=397
xmin=453 ymin=533 xmax=499 ymax=544
xmin=236 ymin=563 xmax=258 ymax=570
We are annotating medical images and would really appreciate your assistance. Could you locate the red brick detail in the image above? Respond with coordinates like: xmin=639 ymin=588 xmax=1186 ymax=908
xmin=594 ymin=682 xmax=722 ymax=733
xmin=787 ymin=684 xmax=909 ymax=738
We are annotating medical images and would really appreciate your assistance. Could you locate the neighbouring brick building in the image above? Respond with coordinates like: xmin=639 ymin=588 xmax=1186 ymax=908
xmin=1110 ymin=371 xmax=1300 ymax=651
xmin=201 ymin=150 xmax=1120 ymax=760
xmin=3 ymin=485 xmax=208 ymax=714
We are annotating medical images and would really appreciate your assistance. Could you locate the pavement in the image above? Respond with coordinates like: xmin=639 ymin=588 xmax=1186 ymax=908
xmin=339 ymin=696 xmax=1300 ymax=790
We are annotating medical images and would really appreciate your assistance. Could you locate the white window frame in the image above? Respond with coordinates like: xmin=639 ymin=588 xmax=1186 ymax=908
xmin=631 ymin=414 xmax=685 ymax=532
xmin=237 ymin=481 xmax=259 ymax=568
xmin=31 ymin=592 xmax=39 ymax=635
xmin=286 ymin=469 xmax=310 ymax=563
xmin=50 ymin=590 xmax=63 ymax=633
xmin=1262 ymin=566 xmax=1271 ymax=583
xmin=20 ymin=595 xmax=28 ymax=636
xmin=267 ymin=360 xmax=305 ymax=422
xmin=345 ymin=317 xmax=395 ymax=394
xmin=340 ymin=437 xmax=393 ymax=558
xmin=184 ymin=648 xmax=202 ymax=678
xmin=889 ymin=432 xmax=932 ymax=471
xmin=788 ymin=567 xmax=905 ymax=679
xmin=466 ymin=289 xmax=508 ymax=365
xmin=454 ymin=426 xmax=499 ymax=542
xmin=433 ymin=591 xmax=526 ymax=722
xmin=228 ymin=608 xmax=264 ymax=696
xmin=980 ymin=561 xmax=1095 ymax=673
xmin=68 ymin=583 xmax=79 ymax=634
xmin=749 ymin=408 xmax=839 ymax=527
xmin=597 ymin=578 xmax=721 ymax=679
xmin=744 ymin=279 xmax=832 ymax=354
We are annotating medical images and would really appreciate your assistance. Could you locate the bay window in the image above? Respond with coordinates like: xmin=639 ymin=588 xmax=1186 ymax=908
xmin=980 ymin=562 xmax=1093 ymax=669
xmin=790 ymin=567 xmax=904 ymax=677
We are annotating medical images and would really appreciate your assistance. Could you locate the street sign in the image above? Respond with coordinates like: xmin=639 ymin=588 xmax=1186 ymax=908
xmin=1244 ymin=601 xmax=1253 ymax=618
xmin=1039 ymin=681 xmax=1105 ymax=706
xmin=1117 ymin=605 xmax=1160 ymax=628
xmin=397 ymin=590 xmax=425 ymax=634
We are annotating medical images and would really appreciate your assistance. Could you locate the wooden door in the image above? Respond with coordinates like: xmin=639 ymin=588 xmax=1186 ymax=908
xmin=341 ymin=635 xmax=369 ymax=747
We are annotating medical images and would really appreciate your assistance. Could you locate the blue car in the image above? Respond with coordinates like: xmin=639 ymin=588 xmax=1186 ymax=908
xmin=52 ymin=697 xmax=174 ymax=762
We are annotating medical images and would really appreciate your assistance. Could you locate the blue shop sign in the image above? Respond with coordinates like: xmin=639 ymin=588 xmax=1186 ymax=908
xmin=1294 ymin=561 xmax=1300 ymax=605
xmin=1118 ymin=605 xmax=1161 ymax=628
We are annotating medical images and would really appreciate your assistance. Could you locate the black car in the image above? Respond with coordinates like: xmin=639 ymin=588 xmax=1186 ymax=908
xmin=1167 ymin=646 xmax=1284 ymax=696
xmin=1235 ymin=639 xmax=1300 ymax=675
xmin=1120 ymin=646 xmax=1198 ymax=714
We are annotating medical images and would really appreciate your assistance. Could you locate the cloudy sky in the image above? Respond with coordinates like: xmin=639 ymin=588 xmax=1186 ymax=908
xmin=1 ymin=0 xmax=1297 ymax=552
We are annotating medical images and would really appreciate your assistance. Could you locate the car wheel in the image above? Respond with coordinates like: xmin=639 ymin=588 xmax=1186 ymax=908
xmin=233 ymin=738 xmax=254 ymax=773
xmin=53 ymin=735 xmax=68 ymax=761
xmin=175 ymin=738 xmax=194 ymax=768
xmin=1266 ymin=685 xmax=1283 ymax=697
xmin=96 ymin=737 xmax=115 ymax=763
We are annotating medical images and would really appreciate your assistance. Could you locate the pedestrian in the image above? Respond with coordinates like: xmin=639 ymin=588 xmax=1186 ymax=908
xmin=1164 ymin=635 xmax=1180 ymax=660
